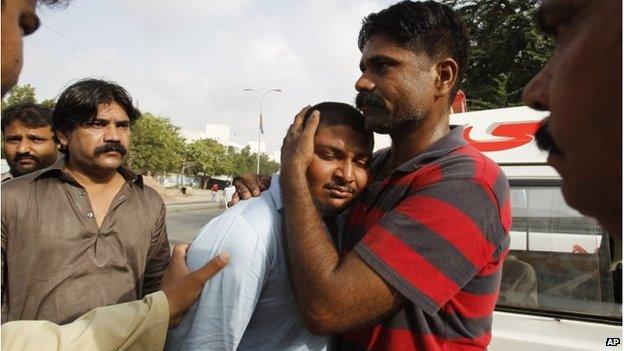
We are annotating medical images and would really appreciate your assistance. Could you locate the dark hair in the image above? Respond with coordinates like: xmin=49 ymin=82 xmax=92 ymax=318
xmin=52 ymin=78 xmax=141 ymax=134
xmin=1 ymin=103 xmax=54 ymax=134
xmin=358 ymin=0 xmax=469 ymax=99
xmin=304 ymin=102 xmax=373 ymax=148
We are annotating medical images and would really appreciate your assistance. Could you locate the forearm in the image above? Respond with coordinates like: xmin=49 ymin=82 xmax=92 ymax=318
xmin=280 ymin=168 xmax=345 ymax=331
xmin=1 ymin=292 xmax=169 ymax=351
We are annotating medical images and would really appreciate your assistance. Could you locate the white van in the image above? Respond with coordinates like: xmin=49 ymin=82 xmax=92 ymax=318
xmin=375 ymin=106 xmax=622 ymax=350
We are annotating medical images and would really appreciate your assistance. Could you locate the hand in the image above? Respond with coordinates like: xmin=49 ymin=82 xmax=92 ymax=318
xmin=280 ymin=106 xmax=320 ymax=176
xmin=161 ymin=244 xmax=229 ymax=327
xmin=230 ymin=174 xmax=272 ymax=204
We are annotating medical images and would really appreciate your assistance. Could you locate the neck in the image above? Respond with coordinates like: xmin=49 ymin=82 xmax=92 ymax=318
xmin=388 ymin=111 xmax=450 ymax=169
xmin=64 ymin=158 xmax=119 ymax=186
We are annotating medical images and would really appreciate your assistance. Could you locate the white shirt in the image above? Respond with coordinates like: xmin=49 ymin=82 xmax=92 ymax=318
xmin=166 ymin=174 xmax=328 ymax=351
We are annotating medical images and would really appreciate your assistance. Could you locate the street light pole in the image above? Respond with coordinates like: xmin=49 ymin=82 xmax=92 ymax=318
xmin=244 ymin=88 xmax=282 ymax=174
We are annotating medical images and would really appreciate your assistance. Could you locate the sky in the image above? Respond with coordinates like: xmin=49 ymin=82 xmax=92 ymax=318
xmin=20 ymin=0 xmax=400 ymax=154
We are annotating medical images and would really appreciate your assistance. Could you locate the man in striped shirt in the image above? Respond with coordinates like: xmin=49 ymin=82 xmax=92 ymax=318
xmin=279 ymin=1 xmax=510 ymax=350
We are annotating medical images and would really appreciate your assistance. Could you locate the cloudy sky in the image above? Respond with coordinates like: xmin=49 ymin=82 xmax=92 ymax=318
xmin=20 ymin=0 xmax=400 ymax=154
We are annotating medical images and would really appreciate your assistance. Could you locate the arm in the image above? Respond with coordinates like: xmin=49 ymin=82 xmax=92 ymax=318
xmin=167 ymin=214 xmax=270 ymax=350
xmin=2 ymin=246 xmax=228 ymax=351
xmin=2 ymin=292 xmax=169 ymax=351
xmin=143 ymin=202 xmax=171 ymax=295
xmin=279 ymin=107 xmax=402 ymax=334
xmin=280 ymin=108 xmax=505 ymax=334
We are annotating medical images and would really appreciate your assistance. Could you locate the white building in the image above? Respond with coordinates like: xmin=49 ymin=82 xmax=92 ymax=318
xmin=181 ymin=123 xmax=231 ymax=145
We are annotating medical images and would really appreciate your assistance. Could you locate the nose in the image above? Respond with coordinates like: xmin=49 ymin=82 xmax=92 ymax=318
xmin=103 ymin=124 xmax=122 ymax=142
xmin=522 ymin=63 xmax=550 ymax=111
xmin=355 ymin=72 xmax=375 ymax=92
xmin=335 ymin=161 xmax=355 ymax=183
xmin=17 ymin=140 xmax=31 ymax=154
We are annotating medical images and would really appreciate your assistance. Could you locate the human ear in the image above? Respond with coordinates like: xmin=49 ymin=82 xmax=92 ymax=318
xmin=435 ymin=58 xmax=459 ymax=98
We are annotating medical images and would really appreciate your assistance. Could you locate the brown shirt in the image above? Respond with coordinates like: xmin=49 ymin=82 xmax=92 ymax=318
xmin=1 ymin=158 xmax=170 ymax=324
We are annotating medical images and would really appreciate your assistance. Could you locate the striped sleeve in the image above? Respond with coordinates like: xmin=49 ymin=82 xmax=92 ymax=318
xmin=353 ymin=178 xmax=507 ymax=315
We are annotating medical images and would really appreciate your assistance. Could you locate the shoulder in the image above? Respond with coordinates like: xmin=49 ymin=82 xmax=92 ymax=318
xmin=133 ymin=182 xmax=166 ymax=216
xmin=187 ymin=194 xmax=279 ymax=271
xmin=1 ymin=170 xmax=51 ymax=206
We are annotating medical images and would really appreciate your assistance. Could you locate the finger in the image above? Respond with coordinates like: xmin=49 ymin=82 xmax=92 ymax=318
xmin=292 ymin=106 xmax=311 ymax=133
xmin=258 ymin=175 xmax=271 ymax=190
xmin=189 ymin=252 xmax=230 ymax=286
xmin=242 ymin=173 xmax=261 ymax=197
xmin=234 ymin=179 xmax=251 ymax=200
xmin=302 ymin=110 xmax=320 ymax=139
xmin=228 ymin=192 xmax=240 ymax=207
xmin=171 ymin=244 xmax=190 ymax=262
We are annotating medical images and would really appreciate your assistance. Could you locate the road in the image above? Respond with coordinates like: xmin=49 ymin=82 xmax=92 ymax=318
xmin=166 ymin=204 xmax=224 ymax=245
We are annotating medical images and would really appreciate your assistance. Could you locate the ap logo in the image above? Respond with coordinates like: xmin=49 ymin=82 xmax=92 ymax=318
xmin=606 ymin=337 xmax=620 ymax=347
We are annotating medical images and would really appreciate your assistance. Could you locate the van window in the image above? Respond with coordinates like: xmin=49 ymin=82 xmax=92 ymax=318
xmin=497 ymin=184 xmax=621 ymax=322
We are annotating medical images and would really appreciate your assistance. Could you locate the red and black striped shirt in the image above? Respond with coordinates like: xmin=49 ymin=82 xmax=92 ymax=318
xmin=341 ymin=126 xmax=511 ymax=351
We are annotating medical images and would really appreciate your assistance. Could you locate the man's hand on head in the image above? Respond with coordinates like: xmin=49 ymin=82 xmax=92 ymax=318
xmin=280 ymin=106 xmax=319 ymax=180
xmin=160 ymin=244 xmax=229 ymax=327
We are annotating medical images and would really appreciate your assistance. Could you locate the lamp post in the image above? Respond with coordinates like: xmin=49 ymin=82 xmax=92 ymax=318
xmin=244 ymin=88 xmax=282 ymax=174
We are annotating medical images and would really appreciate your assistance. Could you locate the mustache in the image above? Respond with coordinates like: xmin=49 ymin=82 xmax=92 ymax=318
xmin=94 ymin=142 xmax=127 ymax=157
xmin=355 ymin=92 xmax=385 ymax=110
xmin=13 ymin=152 xmax=38 ymax=163
xmin=534 ymin=119 xmax=562 ymax=156
xmin=326 ymin=183 xmax=355 ymax=193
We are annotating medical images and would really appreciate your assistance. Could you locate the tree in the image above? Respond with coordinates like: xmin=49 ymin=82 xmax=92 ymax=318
xmin=444 ymin=0 xmax=554 ymax=110
xmin=128 ymin=113 xmax=186 ymax=175
xmin=1 ymin=84 xmax=37 ymax=110
xmin=226 ymin=145 xmax=280 ymax=177
xmin=40 ymin=99 xmax=56 ymax=109
xmin=185 ymin=138 xmax=233 ymax=188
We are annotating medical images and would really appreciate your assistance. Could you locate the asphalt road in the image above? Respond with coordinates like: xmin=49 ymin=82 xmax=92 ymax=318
xmin=166 ymin=204 xmax=224 ymax=245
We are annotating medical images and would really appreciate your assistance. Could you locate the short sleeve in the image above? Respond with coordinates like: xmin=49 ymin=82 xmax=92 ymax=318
xmin=353 ymin=179 xmax=507 ymax=315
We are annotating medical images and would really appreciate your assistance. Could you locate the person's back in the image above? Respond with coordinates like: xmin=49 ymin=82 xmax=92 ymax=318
xmin=166 ymin=175 xmax=327 ymax=351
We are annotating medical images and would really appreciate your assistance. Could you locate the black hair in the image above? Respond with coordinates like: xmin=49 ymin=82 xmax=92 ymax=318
xmin=358 ymin=0 xmax=469 ymax=99
xmin=1 ymin=103 xmax=54 ymax=134
xmin=52 ymin=78 xmax=141 ymax=134
xmin=304 ymin=102 xmax=373 ymax=150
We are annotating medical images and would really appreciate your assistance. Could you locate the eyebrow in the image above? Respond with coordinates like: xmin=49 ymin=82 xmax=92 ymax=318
xmin=359 ymin=55 xmax=401 ymax=72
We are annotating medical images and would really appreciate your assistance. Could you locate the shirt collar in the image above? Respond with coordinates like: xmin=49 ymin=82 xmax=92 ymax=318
xmin=374 ymin=125 xmax=467 ymax=175
xmin=34 ymin=156 xmax=143 ymax=187
xmin=268 ymin=173 xmax=283 ymax=211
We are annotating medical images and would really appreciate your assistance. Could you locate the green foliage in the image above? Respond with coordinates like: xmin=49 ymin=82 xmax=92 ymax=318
xmin=1 ymin=84 xmax=56 ymax=111
xmin=184 ymin=138 xmax=233 ymax=177
xmin=40 ymin=99 xmax=56 ymax=109
xmin=227 ymin=145 xmax=280 ymax=176
xmin=444 ymin=0 xmax=554 ymax=110
xmin=1 ymin=84 xmax=37 ymax=110
xmin=128 ymin=113 xmax=186 ymax=174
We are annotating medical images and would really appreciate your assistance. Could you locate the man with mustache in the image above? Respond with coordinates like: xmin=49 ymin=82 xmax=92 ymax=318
xmin=2 ymin=78 xmax=171 ymax=325
xmin=276 ymin=2 xmax=510 ymax=350
xmin=167 ymin=102 xmax=373 ymax=351
xmin=2 ymin=103 xmax=58 ymax=181
xmin=523 ymin=0 xmax=621 ymax=238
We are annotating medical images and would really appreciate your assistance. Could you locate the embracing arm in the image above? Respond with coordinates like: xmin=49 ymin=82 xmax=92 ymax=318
xmin=281 ymin=168 xmax=404 ymax=334
xmin=279 ymin=108 xmax=404 ymax=335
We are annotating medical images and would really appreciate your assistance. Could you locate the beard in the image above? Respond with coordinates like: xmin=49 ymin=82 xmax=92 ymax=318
xmin=355 ymin=91 xmax=425 ymax=134
xmin=8 ymin=154 xmax=40 ymax=177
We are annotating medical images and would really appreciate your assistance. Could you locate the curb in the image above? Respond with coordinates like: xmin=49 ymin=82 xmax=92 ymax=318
xmin=165 ymin=201 xmax=226 ymax=210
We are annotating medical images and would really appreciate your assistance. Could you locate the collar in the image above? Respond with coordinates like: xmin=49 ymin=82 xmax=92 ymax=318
xmin=268 ymin=173 xmax=283 ymax=211
xmin=373 ymin=125 xmax=467 ymax=175
xmin=33 ymin=156 xmax=143 ymax=187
